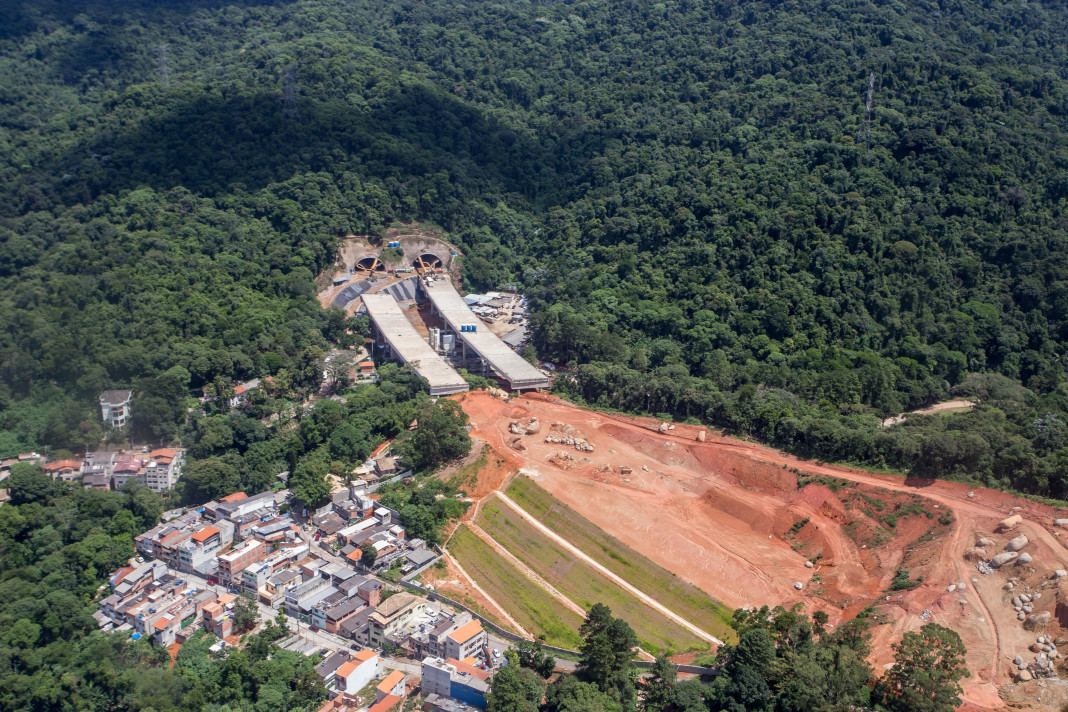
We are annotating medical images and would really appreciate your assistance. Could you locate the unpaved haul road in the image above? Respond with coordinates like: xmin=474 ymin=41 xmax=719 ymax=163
xmin=494 ymin=490 xmax=727 ymax=646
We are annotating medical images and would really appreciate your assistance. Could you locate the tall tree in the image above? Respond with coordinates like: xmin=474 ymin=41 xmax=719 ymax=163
xmin=487 ymin=651 xmax=544 ymax=712
xmin=578 ymin=604 xmax=639 ymax=711
xmin=880 ymin=623 xmax=969 ymax=712
xmin=640 ymin=656 xmax=677 ymax=712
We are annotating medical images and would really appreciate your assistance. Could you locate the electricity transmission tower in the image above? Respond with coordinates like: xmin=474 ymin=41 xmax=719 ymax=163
xmin=864 ymin=72 xmax=875 ymax=150
xmin=156 ymin=43 xmax=170 ymax=88
xmin=281 ymin=65 xmax=300 ymax=120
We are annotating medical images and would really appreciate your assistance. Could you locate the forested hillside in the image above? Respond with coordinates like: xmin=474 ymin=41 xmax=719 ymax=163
xmin=1 ymin=0 xmax=1067 ymax=494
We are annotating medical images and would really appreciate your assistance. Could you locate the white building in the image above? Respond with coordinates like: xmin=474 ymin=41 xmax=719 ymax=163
xmin=335 ymin=649 xmax=381 ymax=695
xmin=99 ymin=390 xmax=133 ymax=428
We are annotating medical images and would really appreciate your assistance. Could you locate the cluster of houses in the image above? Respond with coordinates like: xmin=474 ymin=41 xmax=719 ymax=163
xmin=314 ymin=601 xmax=492 ymax=712
xmin=96 ymin=559 xmax=234 ymax=647
xmin=310 ymin=480 xmax=436 ymax=577
xmin=68 ymin=447 xmax=184 ymax=492
xmin=0 ymin=447 xmax=186 ymax=495
xmin=97 ymin=477 xmax=500 ymax=712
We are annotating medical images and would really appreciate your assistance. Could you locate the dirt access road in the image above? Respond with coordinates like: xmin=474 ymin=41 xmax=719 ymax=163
xmin=880 ymin=398 xmax=977 ymax=427
xmin=455 ymin=391 xmax=1068 ymax=711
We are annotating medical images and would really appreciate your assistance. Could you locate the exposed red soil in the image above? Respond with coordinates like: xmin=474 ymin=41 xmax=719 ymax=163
xmin=454 ymin=391 xmax=1068 ymax=711
xmin=167 ymin=641 xmax=181 ymax=668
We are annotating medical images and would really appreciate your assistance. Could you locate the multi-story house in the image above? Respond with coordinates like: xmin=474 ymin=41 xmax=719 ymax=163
xmin=99 ymin=390 xmax=133 ymax=428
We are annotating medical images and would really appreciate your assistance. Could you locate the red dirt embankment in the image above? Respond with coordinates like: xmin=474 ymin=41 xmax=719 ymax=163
xmin=455 ymin=391 xmax=1068 ymax=711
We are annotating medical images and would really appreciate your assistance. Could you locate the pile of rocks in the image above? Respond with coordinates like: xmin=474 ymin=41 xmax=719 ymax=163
xmin=1011 ymin=591 xmax=1042 ymax=621
xmin=1013 ymin=636 xmax=1060 ymax=681
xmin=508 ymin=418 xmax=540 ymax=435
xmin=544 ymin=434 xmax=594 ymax=452
xmin=975 ymin=560 xmax=995 ymax=575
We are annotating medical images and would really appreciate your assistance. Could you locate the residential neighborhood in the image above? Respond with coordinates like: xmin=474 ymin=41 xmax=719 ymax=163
xmin=95 ymin=476 xmax=502 ymax=712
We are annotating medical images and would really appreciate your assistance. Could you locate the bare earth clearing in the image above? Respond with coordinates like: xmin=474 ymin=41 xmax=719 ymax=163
xmin=881 ymin=398 xmax=978 ymax=427
xmin=450 ymin=391 xmax=1068 ymax=711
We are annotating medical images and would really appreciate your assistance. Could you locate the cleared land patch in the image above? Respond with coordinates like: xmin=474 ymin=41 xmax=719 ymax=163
xmin=506 ymin=475 xmax=735 ymax=643
xmin=477 ymin=496 xmax=707 ymax=654
xmin=448 ymin=525 xmax=584 ymax=649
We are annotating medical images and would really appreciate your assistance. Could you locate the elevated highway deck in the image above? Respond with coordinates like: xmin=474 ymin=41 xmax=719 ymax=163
xmin=423 ymin=278 xmax=549 ymax=390
xmin=362 ymin=294 xmax=469 ymax=396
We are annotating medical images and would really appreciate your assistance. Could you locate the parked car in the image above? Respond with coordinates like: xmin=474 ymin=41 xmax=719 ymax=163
xmin=207 ymin=579 xmax=216 ymax=586
xmin=309 ymin=625 xmax=320 ymax=632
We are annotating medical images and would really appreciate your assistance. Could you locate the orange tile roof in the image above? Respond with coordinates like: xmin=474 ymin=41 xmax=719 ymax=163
xmin=44 ymin=459 xmax=80 ymax=471
xmin=149 ymin=448 xmax=178 ymax=459
xmin=153 ymin=618 xmax=170 ymax=630
xmin=376 ymin=670 xmax=405 ymax=695
xmin=336 ymin=661 xmax=359 ymax=679
xmin=461 ymin=656 xmax=478 ymax=666
xmin=219 ymin=492 xmax=248 ymax=503
xmin=191 ymin=526 xmax=219 ymax=542
xmin=447 ymin=619 xmax=483 ymax=644
xmin=368 ymin=695 xmax=402 ymax=712
xmin=446 ymin=658 xmax=490 ymax=681
xmin=216 ymin=593 xmax=237 ymax=607
xmin=354 ymin=648 xmax=378 ymax=662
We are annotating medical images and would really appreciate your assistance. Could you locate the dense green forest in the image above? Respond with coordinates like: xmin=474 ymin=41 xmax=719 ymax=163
xmin=1 ymin=0 xmax=1067 ymax=498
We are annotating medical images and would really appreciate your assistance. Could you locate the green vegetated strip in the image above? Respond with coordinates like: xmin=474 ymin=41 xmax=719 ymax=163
xmin=448 ymin=525 xmax=584 ymax=650
xmin=477 ymin=498 xmax=707 ymax=655
xmin=506 ymin=476 xmax=736 ymax=644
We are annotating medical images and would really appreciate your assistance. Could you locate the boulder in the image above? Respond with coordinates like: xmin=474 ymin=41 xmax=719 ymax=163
xmin=947 ymin=584 xmax=957 ymax=593
xmin=1057 ymin=570 xmax=1068 ymax=579
xmin=991 ymin=551 xmax=1019 ymax=568
xmin=794 ymin=582 xmax=803 ymax=590
xmin=1017 ymin=669 xmax=1033 ymax=682
xmin=1055 ymin=518 xmax=1068 ymax=527
xmin=1014 ymin=655 xmax=1024 ymax=666
xmin=697 ymin=430 xmax=706 ymax=442
xmin=977 ymin=537 xmax=995 ymax=547
xmin=1025 ymin=611 xmax=1053 ymax=631
xmin=804 ymin=561 xmax=814 ymax=568
xmin=959 ymin=581 xmax=967 ymax=590
xmin=963 ymin=547 xmax=987 ymax=561
xmin=1013 ymin=596 xmax=1022 ymax=608
xmin=1017 ymin=552 xmax=1033 ymax=565
xmin=998 ymin=514 xmax=1023 ymax=531
xmin=1006 ymin=535 xmax=1029 ymax=552
xmin=1019 ymin=612 xmax=1027 ymax=621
